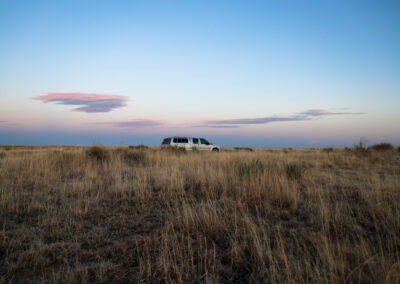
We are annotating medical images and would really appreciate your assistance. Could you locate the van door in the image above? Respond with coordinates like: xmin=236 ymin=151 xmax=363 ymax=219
xmin=192 ymin=138 xmax=199 ymax=150
xmin=199 ymin=138 xmax=211 ymax=151
xmin=173 ymin=137 xmax=185 ymax=149
xmin=181 ymin=137 xmax=190 ymax=150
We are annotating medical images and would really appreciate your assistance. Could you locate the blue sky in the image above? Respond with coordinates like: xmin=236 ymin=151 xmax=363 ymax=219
xmin=0 ymin=0 xmax=399 ymax=147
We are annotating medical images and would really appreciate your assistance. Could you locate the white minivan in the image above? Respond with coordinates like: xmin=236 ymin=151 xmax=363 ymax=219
xmin=161 ymin=137 xmax=221 ymax=152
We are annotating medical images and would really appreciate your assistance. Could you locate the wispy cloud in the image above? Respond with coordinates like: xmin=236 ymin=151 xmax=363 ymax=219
xmin=193 ymin=124 xmax=241 ymax=128
xmin=299 ymin=109 xmax=364 ymax=116
xmin=205 ymin=125 xmax=241 ymax=128
xmin=31 ymin=92 xmax=129 ymax=113
xmin=202 ymin=109 xmax=364 ymax=127
xmin=205 ymin=116 xmax=307 ymax=125
xmin=94 ymin=118 xmax=164 ymax=127
xmin=0 ymin=120 xmax=19 ymax=126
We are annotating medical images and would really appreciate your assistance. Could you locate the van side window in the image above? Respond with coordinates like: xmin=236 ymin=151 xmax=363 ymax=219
xmin=193 ymin=138 xmax=199 ymax=144
xmin=200 ymin=138 xmax=209 ymax=145
xmin=173 ymin=138 xmax=179 ymax=143
xmin=182 ymin=138 xmax=188 ymax=143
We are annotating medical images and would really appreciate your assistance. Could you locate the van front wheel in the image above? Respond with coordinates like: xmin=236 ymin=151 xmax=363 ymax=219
xmin=212 ymin=148 xmax=219 ymax=152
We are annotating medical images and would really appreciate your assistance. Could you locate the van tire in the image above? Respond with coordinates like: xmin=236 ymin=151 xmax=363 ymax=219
xmin=212 ymin=148 xmax=219 ymax=152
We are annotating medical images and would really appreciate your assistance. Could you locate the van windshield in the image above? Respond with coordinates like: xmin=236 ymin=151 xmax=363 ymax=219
xmin=162 ymin=138 xmax=171 ymax=145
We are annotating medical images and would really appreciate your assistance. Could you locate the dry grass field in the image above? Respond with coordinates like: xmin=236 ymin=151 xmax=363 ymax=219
xmin=0 ymin=145 xmax=399 ymax=283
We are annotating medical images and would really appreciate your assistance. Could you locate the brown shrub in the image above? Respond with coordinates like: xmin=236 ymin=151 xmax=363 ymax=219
xmin=86 ymin=146 xmax=109 ymax=161
xmin=368 ymin=142 xmax=394 ymax=152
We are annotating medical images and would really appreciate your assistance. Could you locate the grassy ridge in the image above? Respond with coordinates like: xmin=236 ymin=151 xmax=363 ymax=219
xmin=0 ymin=146 xmax=399 ymax=283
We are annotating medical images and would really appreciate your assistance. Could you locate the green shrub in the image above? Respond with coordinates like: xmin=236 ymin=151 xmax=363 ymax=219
xmin=368 ymin=143 xmax=394 ymax=152
xmin=124 ymin=151 xmax=146 ymax=166
xmin=236 ymin=159 xmax=264 ymax=178
xmin=86 ymin=146 xmax=108 ymax=161
xmin=285 ymin=163 xmax=304 ymax=180
xmin=4 ymin=146 xmax=11 ymax=151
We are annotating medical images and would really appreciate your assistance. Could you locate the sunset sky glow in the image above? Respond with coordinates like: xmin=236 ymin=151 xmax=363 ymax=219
xmin=1 ymin=0 xmax=399 ymax=147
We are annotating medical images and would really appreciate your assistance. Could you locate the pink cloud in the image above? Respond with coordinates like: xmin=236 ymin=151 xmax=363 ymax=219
xmin=94 ymin=118 xmax=164 ymax=127
xmin=31 ymin=92 xmax=129 ymax=113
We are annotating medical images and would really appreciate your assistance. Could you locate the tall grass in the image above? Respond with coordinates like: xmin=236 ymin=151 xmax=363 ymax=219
xmin=0 ymin=146 xmax=399 ymax=283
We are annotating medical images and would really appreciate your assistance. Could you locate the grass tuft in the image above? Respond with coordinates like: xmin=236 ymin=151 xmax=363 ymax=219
xmin=123 ymin=150 xmax=146 ymax=166
xmin=236 ymin=159 xmax=264 ymax=177
xmin=285 ymin=163 xmax=304 ymax=180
